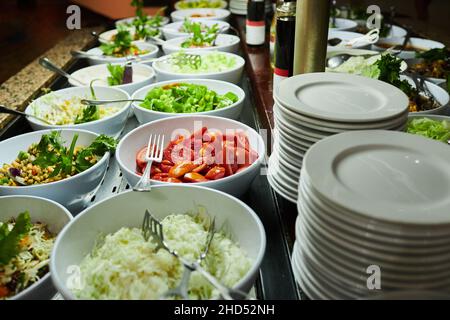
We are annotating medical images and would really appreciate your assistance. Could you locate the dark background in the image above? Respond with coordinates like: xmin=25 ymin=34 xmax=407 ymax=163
xmin=0 ymin=0 xmax=449 ymax=84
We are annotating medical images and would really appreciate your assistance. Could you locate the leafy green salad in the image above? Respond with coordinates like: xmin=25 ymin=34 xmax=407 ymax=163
xmin=140 ymin=83 xmax=238 ymax=113
xmin=407 ymin=117 xmax=450 ymax=143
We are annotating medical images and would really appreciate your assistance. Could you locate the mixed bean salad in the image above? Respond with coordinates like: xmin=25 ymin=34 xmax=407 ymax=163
xmin=0 ymin=132 xmax=117 ymax=187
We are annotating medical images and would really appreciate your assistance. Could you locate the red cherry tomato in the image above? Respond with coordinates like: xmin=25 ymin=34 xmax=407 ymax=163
xmin=168 ymin=161 xmax=198 ymax=178
xmin=183 ymin=172 xmax=209 ymax=183
xmin=205 ymin=166 xmax=226 ymax=180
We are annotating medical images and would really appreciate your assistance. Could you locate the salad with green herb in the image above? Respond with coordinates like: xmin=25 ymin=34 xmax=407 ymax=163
xmin=129 ymin=1 xmax=166 ymax=28
xmin=0 ymin=131 xmax=117 ymax=186
xmin=100 ymin=25 xmax=148 ymax=58
xmin=407 ymin=117 xmax=450 ymax=143
xmin=140 ymin=83 xmax=238 ymax=113
xmin=181 ymin=20 xmax=220 ymax=48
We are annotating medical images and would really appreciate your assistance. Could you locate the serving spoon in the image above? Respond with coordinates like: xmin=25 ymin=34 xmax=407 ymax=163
xmin=39 ymin=57 xmax=87 ymax=86
xmin=0 ymin=105 xmax=53 ymax=125
xmin=81 ymin=98 xmax=145 ymax=106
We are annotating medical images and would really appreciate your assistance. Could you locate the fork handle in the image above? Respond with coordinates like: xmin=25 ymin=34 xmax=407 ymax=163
xmin=191 ymin=261 xmax=251 ymax=300
xmin=133 ymin=160 xmax=153 ymax=192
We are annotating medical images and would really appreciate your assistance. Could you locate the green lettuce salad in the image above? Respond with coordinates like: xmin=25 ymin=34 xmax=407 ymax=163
xmin=140 ymin=83 xmax=238 ymax=113
xmin=407 ymin=117 xmax=450 ymax=143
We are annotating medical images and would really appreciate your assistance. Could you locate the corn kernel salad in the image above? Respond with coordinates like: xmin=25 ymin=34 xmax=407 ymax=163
xmin=0 ymin=211 xmax=56 ymax=299
xmin=75 ymin=213 xmax=252 ymax=300
xmin=0 ymin=131 xmax=117 ymax=186
xmin=30 ymin=94 xmax=119 ymax=125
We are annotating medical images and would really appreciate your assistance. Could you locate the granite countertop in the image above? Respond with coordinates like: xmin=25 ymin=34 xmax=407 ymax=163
xmin=0 ymin=26 xmax=105 ymax=131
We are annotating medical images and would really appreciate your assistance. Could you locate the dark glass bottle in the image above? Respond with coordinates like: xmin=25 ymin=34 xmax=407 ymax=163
xmin=273 ymin=0 xmax=296 ymax=92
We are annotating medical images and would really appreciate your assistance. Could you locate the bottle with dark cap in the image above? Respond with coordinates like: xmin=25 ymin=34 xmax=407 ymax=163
xmin=273 ymin=0 xmax=296 ymax=93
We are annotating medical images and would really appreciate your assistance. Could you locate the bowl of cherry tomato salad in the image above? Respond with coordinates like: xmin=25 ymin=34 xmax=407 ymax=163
xmin=116 ymin=115 xmax=265 ymax=196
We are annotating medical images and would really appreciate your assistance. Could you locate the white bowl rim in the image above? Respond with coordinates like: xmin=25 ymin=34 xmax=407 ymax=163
xmin=163 ymin=34 xmax=240 ymax=51
xmin=0 ymin=128 xmax=110 ymax=190
xmin=153 ymin=51 xmax=245 ymax=77
xmin=98 ymin=27 xmax=162 ymax=42
xmin=171 ymin=8 xmax=231 ymax=19
xmin=1 ymin=195 xmax=73 ymax=300
xmin=408 ymin=114 xmax=450 ymax=120
xmin=401 ymin=75 xmax=450 ymax=113
xmin=375 ymin=37 xmax=445 ymax=48
xmin=116 ymin=15 xmax=171 ymax=26
xmin=162 ymin=19 xmax=230 ymax=34
xmin=131 ymin=78 xmax=245 ymax=116
xmin=50 ymin=185 xmax=267 ymax=300
xmin=116 ymin=114 xmax=265 ymax=186
xmin=25 ymin=86 xmax=131 ymax=128
xmin=86 ymin=42 xmax=159 ymax=61
xmin=330 ymin=18 xmax=358 ymax=29
xmin=68 ymin=64 xmax=155 ymax=90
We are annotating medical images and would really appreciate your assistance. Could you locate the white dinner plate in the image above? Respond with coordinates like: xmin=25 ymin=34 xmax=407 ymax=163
xmin=304 ymin=130 xmax=450 ymax=225
xmin=299 ymin=176 xmax=450 ymax=243
xmin=274 ymin=73 xmax=409 ymax=123
xmin=275 ymin=101 xmax=409 ymax=131
xmin=296 ymin=210 xmax=450 ymax=288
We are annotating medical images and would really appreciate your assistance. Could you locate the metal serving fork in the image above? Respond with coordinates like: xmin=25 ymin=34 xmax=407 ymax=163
xmin=161 ymin=216 xmax=215 ymax=300
xmin=133 ymin=134 xmax=164 ymax=192
xmin=141 ymin=210 xmax=252 ymax=300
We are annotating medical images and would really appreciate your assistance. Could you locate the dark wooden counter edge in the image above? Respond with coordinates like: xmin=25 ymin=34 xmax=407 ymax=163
xmin=0 ymin=26 xmax=106 ymax=136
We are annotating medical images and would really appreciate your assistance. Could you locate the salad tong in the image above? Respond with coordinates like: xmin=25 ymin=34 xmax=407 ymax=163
xmin=142 ymin=210 xmax=252 ymax=300
xmin=0 ymin=105 xmax=52 ymax=125
xmin=160 ymin=216 xmax=216 ymax=300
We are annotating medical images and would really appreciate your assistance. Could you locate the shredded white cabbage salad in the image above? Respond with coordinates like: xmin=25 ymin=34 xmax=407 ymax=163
xmin=75 ymin=214 xmax=252 ymax=300
xmin=0 ymin=221 xmax=55 ymax=299
xmin=32 ymin=94 xmax=119 ymax=125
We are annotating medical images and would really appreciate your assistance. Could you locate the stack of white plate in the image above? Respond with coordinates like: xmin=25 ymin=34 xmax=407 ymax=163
xmin=268 ymin=72 xmax=409 ymax=203
xmin=230 ymin=0 xmax=272 ymax=15
xmin=293 ymin=130 xmax=450 ymax=300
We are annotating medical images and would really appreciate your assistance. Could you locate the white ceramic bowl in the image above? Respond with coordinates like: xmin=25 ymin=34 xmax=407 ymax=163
xmin=0 ymin=129 xmax=110 ymax=212
xmin=329 ymin=18 xmax=357 ymax=31
xmin=0 ymin=196 xmax=72 ymax=300
xmin=401 ymin=75 xmax=450 ymax=115
xmin=373 ymin=37 xmax=445 ymax=60
xmin=115 ymin=16 xmax=170 ymax=28
xmin=328 ymin=30 xmax=372 ymax=50
xmin=98 ymin=27 xmax=161 ymax=44
xmin=132 ymin=79 xmax=245 ymax=123
xmin=153 ymin=51 xmax=245 ymax=84
xmin=85 ymin=42 xmax=159 ymax=66
xmin=25 ymin=86 xmax=130 ymax=137
xmin=162 ymin=20 xmax=230 ymax=40
xmin=116 ymin=115 xmax=265 ymax=196
xmin=381 ymin=25 xmax=408 ymax=39
xmin=68 ymin=64 xmax=155 ymax=95
xmin=162 ymin=34 xmax=240 ymax=55
xmin=405 ymin=58 xmax=447 ymax=85
xmin=50 ymin=185 xmax=266 ymax=300
xmin=175 ymin=0 xmax=228 ymax=10
xmin=171 ymin=8 xmax=231 ymax=22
